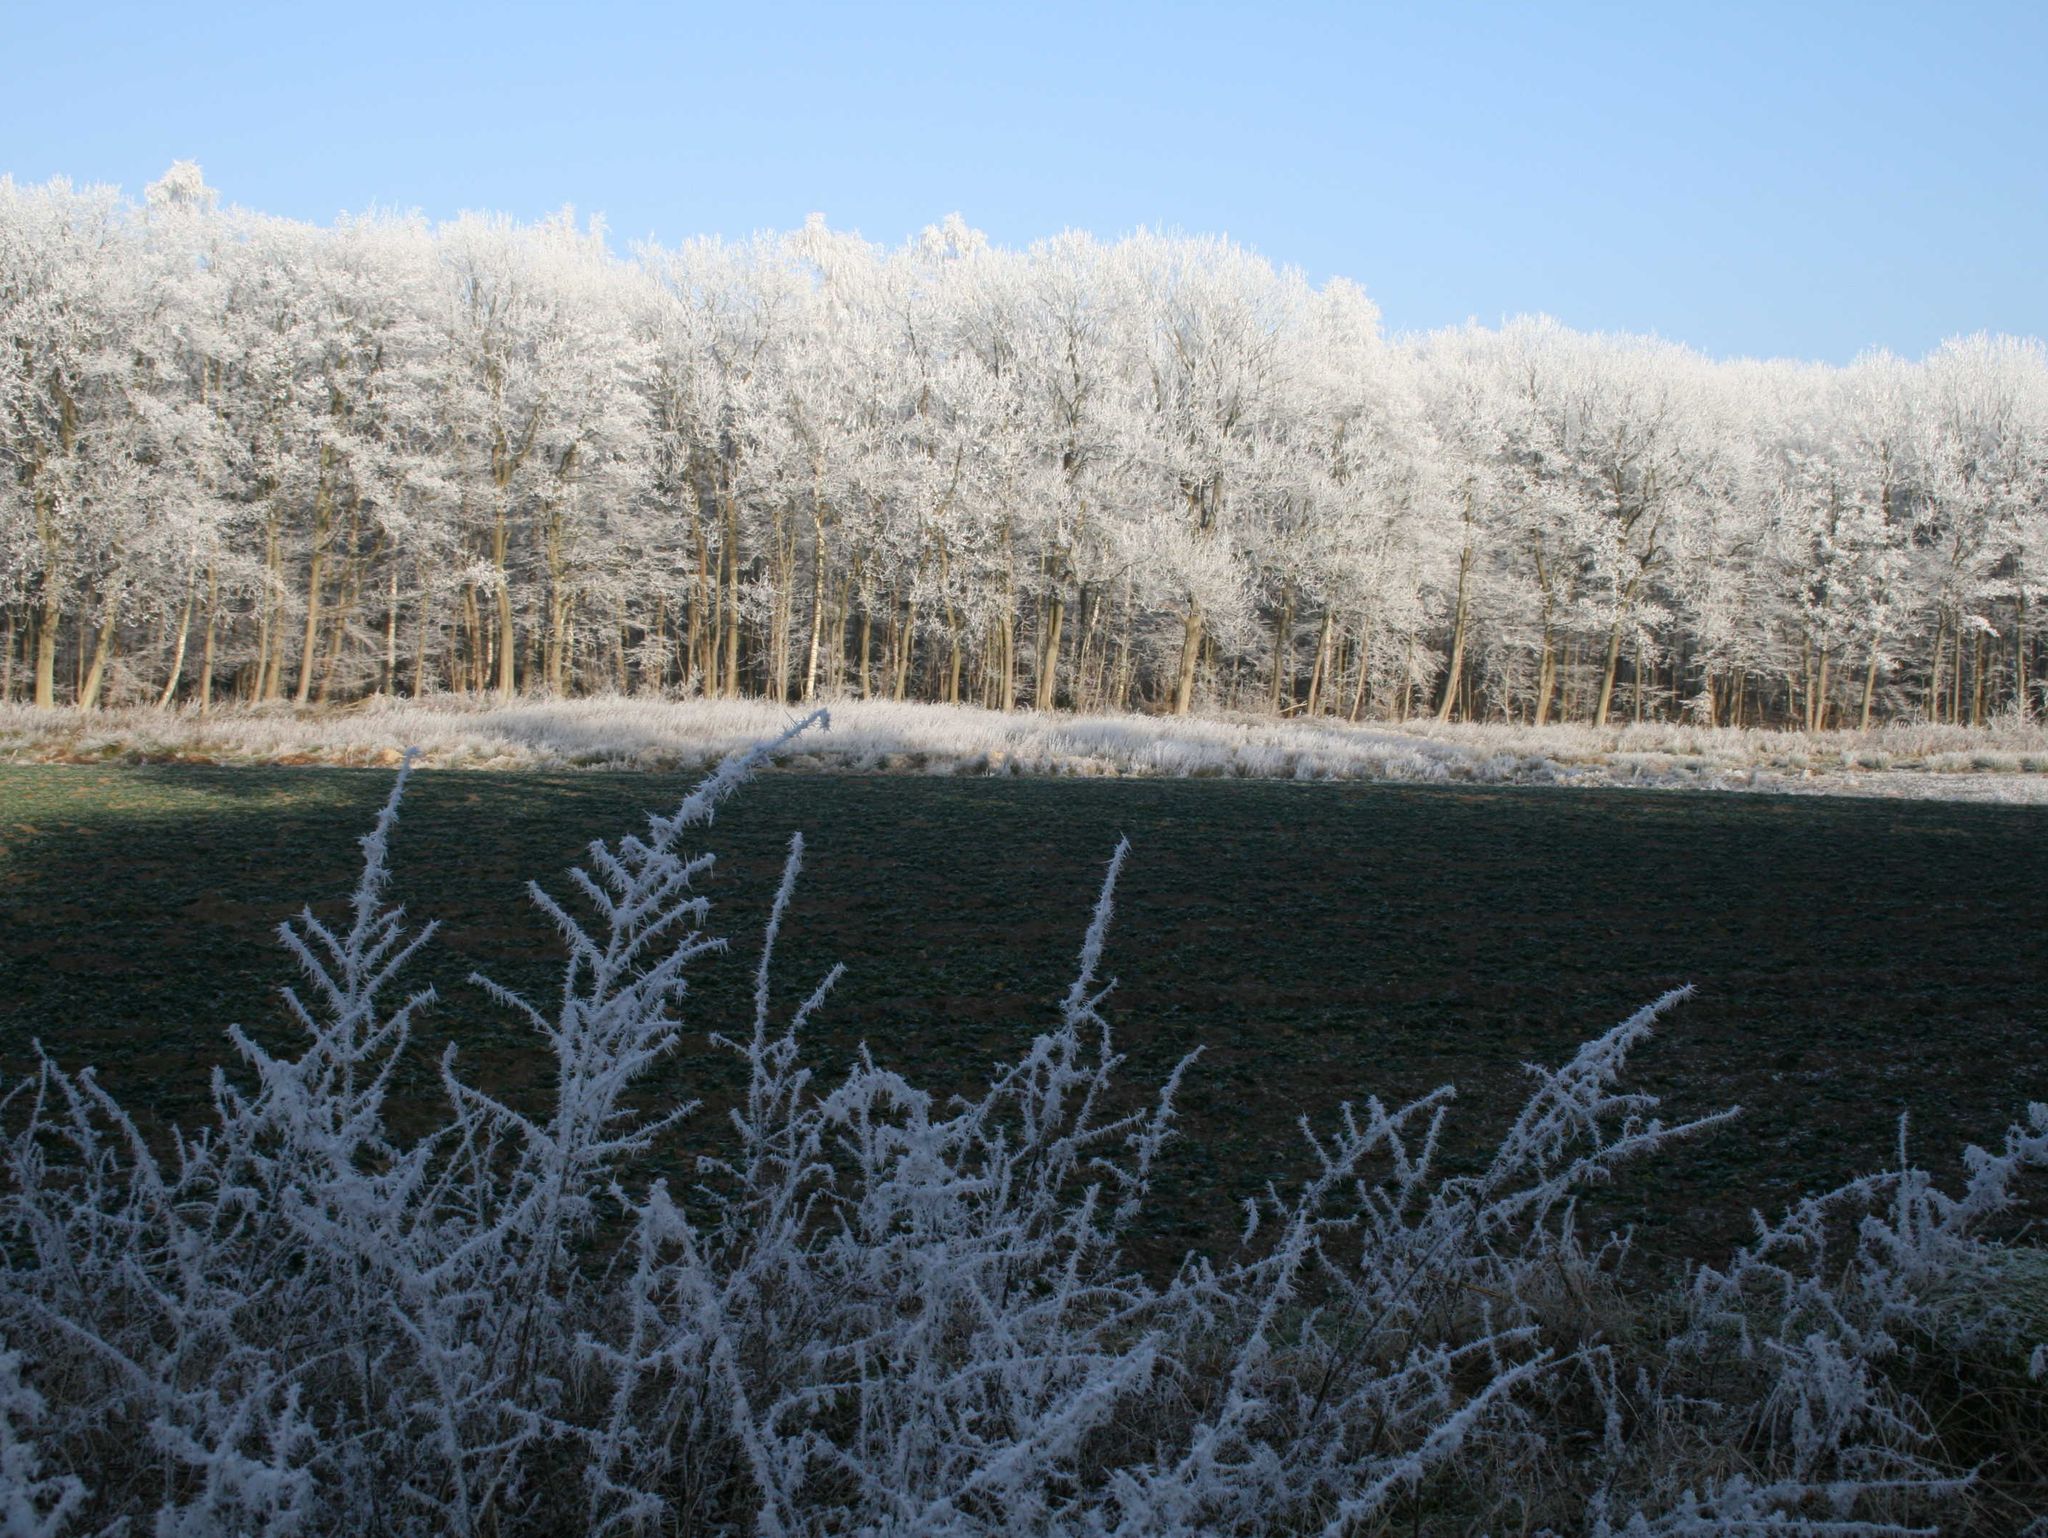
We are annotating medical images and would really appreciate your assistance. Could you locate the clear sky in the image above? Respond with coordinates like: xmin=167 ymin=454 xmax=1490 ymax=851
xmin=3 ymin=0 xmax=2041 ymax=363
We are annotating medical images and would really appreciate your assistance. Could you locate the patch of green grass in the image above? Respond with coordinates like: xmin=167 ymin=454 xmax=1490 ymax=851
xmin=3 ymin=764 xmax=2045 ymax=1274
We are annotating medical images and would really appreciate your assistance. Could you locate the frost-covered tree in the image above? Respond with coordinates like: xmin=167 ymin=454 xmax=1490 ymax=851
xmin=6 ymin=166 xmax=2048 ymax=726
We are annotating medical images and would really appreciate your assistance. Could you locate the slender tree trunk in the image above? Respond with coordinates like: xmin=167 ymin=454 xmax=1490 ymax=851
xmin=996 ymin=609 xmax=1015 ymax=711
xmin=1268 ymin=586 xmax=1294 ymax=714
xmin=382 ymin=563 xmax=399 ymax=694
xmin=615 ymin=594 xmax=629 ymax=693
xmin=1173 ymin=600 xmax=1203 ymax=716
xmin=1926 ymin=622 xmax=1943 ymax=724
xmin=891 ymin=598 xmax=913 ymax=700
xmin=1304 ymin=611 xmax=1334 ymax=716
xmin=2017 ymin=594 xmax=2032 ymax=720
xmin=156 ymin=584 xmax=196 ymax=709
xmin=294 ymin=535 xmax=328 ymax=703
xmin=1970 ymin=629 xmax=1986 ymax=726
xmin=492 ymin=508 xmax=517 ymax=698
xmin=1593 ymin=619 xmax=1626 ymax=727
xmin=1036 ymin=593 xmax=1065 ymax=711
xmin=1436 ymin=540 xmax=1473 ymax=723
xmin=802 ymin=507 xmax=827 ymax=701
xmin=77 ymin=599 xmax=119 ymax=711
xmin=857 ymin=602 xmax=873 ymax=699
xmin=685 ymin=519 xmax=709 ymax=695
xmin=411 ymin=562 xmax=433 ymax=698
xmin=1065 ymin=585 xmax=1094 ymax=709
xmin=259 ymin=514 xmax=288 ymax=701
xmin=719 ymin=500 xmax=741 ymax=698
xmin=29 ymin=418 xmax=73 ymax=706
xmin=1952 ymin=624 xmax=1965 ymax=725
xmin=1348 ymin=614 xmax=1373 ymax=722
xmin=944 ymin=604 xmax=964 ymax=704
xmin=192 ymin=565 xmax=219 ymax=713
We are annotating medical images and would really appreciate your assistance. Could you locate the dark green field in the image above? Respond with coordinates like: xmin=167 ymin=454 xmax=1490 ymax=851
xmin=4 ymin=763 xmax=2045 ymax=1272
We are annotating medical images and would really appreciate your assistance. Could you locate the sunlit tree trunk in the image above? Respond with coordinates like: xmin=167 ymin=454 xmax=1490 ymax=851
xmin=802 ymin=502 xmax=828 ymax=702
xmin=1173 ymin=600 xmax=1203 ymax=716
xmin=1035 ymin=593 xmax=1064 ymax=711
xmin=33 ymin=590 xmax=61 ymax=707
xmin=76 ymin=591 xmax=119 ymax=710
xmin=1304 ymin=611 xmax=1333 ymax=716
xmin=294 ymin=442 xmax=338 ymax=704
xmin=156 ymin=583 xmax=195 ymax=709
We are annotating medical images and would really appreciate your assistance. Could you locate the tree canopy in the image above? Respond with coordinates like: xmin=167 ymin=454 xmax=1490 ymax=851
xmin=4 ymin=168 xmax=2044 ymax=726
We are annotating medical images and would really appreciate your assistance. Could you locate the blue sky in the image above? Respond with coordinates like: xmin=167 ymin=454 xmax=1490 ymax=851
xmin=3 ymin=0 xmax=2041 ymax=362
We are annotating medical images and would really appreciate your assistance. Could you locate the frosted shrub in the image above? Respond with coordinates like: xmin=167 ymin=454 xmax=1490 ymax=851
xmin=2 ymin=716 xmax=2044 ymax=1534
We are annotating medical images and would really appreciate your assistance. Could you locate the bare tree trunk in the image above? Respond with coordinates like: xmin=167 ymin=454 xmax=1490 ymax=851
xmin=1348 ymin=616 xmax=1373 ymax=722
xmin=156 ymin=584 xmax=195 ymax=709
xmin=1926 ymin=612 xmax=1948 ymax=724
xmin=315 ymin=537 xmax=367 ymax=705
xmin=1593 ymin=619 xmax=1625 ymax=727
xmin=1970 ymin=628 xmax=1986 ymax=726
xmin=382 ymin=563 xmax=399 ymax=694
xmin=455 ymin=583 xmax=472 ymax=692
xmin=33 ymin=595 xmax=58 ymax=707
xmin=1267 ymin=586 xmax=1293 ymax=713
xmin=891 ymin=598 xmax=913 ymax=700
xmin=943 ymin=603 xmax=964 ymax=704
xmin=1173 ymin=600 xmax=1203 ymax=716
xmin=492 ymin=506 xmax=517 ymax=698
xmin=1633 ymin=633 xmax=1647 ymax=725
xmin=1035 ymin=593 xmax=1064 ymax=711
xmin=1436 ymin=540 xmax=1473 ymax=723
xmin=1069 ymin=588 xmax=1093 ymax=706
xmin=194 ymin=384 xmax=222 ymax=710
xmin=767 ymin=509 xmax=793 ymax=704
xmin=293 ymin=553 xmax=328 ymax=702
xmin=411 ymin=562 xmax=432 ymax=698
xmin=802 ymin=506 xmax=827 ymax=701
xmin=28 ymin=413 xmax=74 ymax=707
xmin=257 ymin=513 xmax=286 ymax=701
xmin=996 ymin=609 xmax=1015 ymax=711
xmin=685 ymin=519 xmax=709 ymax=695
xmin=77 ymin=598 xmax=119 ymax=710
xmin=1952 ymin=624 xmax=1965 ymax=724
xmin=615 ymin=593 xmax=630 ymax=693
xmin=719 ymin=500 xmax=741 ymax=698
xmin=2018 ymin=594 xmax=2032 ymax=720
xmin=1303 ymin=611 xmax=1334 ymax=716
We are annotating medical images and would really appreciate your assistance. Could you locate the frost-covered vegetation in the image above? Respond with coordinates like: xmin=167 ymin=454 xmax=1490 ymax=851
xmin=3 ymin=719 xmax=2045 ymax=1535
xmin=7 ymin=694 xmax=2048 ymax=801
xmin=5 ymin=168 xmax=2048 ymax=730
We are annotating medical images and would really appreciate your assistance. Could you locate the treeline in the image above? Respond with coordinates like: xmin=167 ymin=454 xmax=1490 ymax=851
xmin=4 ymin=163 xmax=2045 ymax=726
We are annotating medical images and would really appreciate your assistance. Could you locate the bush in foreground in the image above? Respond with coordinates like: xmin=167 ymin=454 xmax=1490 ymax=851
xmin=2 ymin=714 xmax=2044 ymax=1535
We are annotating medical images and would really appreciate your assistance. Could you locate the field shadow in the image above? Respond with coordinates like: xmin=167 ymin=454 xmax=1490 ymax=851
xmin=2 ymin=764 xmax=2044 ymax=1273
